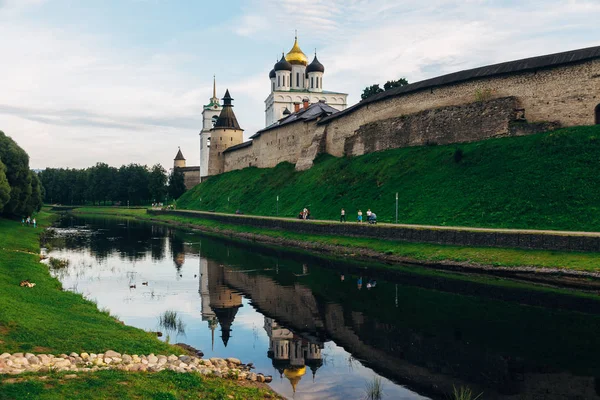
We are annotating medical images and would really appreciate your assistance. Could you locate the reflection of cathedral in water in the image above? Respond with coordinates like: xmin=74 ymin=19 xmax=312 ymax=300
xmin=198 ymin=258 xmax=243 ymax=348
xmin=264 ymin=317 xmax=323 ymax=393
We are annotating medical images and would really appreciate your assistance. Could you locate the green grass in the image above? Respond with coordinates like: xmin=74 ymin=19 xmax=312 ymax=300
xmin=0 ymin=370 xmax=275 ymax=400
xmin=70 ymin=207 xmax=600 ymax=272
xmin=0 ymin=213 xmax=177 ymax=354
xmin=177 ymin=125 xmax=600 ymax=231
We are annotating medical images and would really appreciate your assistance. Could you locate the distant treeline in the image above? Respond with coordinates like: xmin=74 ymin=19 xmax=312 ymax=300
xmin=39 ymin=163 xmax=186 ymax=206
xmin=0 ymin=131 xmax=43 ymax=217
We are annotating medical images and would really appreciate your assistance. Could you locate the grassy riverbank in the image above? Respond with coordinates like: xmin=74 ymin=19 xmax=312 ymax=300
xmin=70 ymin=207 xmax=600 ymax=272
xmin=178 ymin=125 xmax=600 ymax=232
xmin=0 ymin=370 xmax=274 ymax=400
xmin=0 ymin=214 xmax=278 ymax=399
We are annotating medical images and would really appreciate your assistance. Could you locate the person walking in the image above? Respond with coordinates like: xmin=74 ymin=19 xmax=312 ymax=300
xmin=366 ymin=209 xmax=372 ymax=223
xmin=340 ymin=208 xmax=346 ymax=222
xmin=357 ymin=210 xmax=363 ymax=223
xmin=32 ymin=218 xmax=36 ymax=228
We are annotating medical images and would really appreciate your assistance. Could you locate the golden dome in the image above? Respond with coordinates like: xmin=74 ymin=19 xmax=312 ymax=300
xmin=284 ymin=366 xmax=306 ymax=392
xmin=285 ymin=37 xmax=308 ymax=66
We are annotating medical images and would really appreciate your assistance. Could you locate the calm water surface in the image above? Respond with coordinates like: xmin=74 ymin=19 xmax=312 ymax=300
xmin=46 ymin=215 xmax=600 ymax=400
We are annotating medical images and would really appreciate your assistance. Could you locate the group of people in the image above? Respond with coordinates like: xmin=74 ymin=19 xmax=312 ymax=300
xmin=151 ymin=202 xmax=164 ymax=208
xmin=341 ymin=208 xmax=377 ymax=224
xmin=297 ymin=208 xmax=311 ymax=220
xmin=21 ymin=216 xmax=36 ymax=228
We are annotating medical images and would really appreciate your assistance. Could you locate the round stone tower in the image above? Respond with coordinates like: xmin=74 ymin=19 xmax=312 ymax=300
xmin=207 ymin=90 xmax=244 ymax=176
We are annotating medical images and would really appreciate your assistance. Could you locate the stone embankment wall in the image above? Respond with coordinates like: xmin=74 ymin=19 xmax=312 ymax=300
xmin=220 ymin=57 xmax=600 ymax=173
xmin=147 ymin=210 xmax=600 ymax=252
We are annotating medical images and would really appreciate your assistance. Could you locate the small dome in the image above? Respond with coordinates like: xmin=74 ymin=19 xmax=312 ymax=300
xmin=269 ymin=69 xmax=276 ymax=79
xmin=274 ymin=54 xmax=292 ymax=71
xmin=307 ymin=55 xmax=325 ymax=73
xmin=285 ymin=37 xmax=308 ymax=66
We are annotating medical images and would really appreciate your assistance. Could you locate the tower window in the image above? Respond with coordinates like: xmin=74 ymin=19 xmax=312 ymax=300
xmin=296 ymin=72 xmax=299 ymax=87
xmin=317 ymin=77 xmax=320 ymax=88
xmin=311 ymin=77 xmax=314 ymax=88
xmin=272 ymin=82 xmax=275 ymax=91
xmin=278 ymin=76 xmax=280 ymax=86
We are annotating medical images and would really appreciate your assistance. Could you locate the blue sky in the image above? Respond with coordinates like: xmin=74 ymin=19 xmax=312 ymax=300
xmin=1 ymin=0 xmax=599 ymax=169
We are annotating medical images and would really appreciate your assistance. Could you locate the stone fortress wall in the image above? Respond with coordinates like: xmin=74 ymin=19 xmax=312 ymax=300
xmin=221 ymin=48 xmax=600 ymax=174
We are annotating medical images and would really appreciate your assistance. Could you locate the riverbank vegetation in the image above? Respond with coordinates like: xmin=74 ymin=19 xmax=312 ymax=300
xmin=0 ymin=131 xmax=42 ymax=217
xmin=178 ymin=125 xmax=600 ymax=232
xmin=38 ymin=162 xmax=183 ymax=206
xmin=0 ymin=369 xmax=276 ymax=400
xmin=69 ymin=207 xmax=600 ymax=272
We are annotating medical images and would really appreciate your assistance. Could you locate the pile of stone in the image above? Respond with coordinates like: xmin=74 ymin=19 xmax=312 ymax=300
xmin=0 ymin=351 xmax=272 ymax=383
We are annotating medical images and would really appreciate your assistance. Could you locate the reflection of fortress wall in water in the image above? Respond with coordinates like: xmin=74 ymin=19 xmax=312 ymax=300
xmin=219 ymin=266 xmax=600 ymax=400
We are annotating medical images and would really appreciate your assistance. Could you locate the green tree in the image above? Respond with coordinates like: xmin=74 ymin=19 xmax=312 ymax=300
xmin=361 ymin=84 xmax=384 ymax=100
xmin=148 ymin=164 xmax=167 ymax=203
xmin=383 ymin=78 xmax=408 ymax=91
xmin=168 ymin=168 xmax=186 ymax=200
xmin=0 ymin=160 xmax=11 ymax=212
xmin=0 ymin=131 xmax=35 ymax=216
xmin=361 ymin=78 xmax=409 ymax=100
xmin=24 ymin=171 xmax=42 ymax=214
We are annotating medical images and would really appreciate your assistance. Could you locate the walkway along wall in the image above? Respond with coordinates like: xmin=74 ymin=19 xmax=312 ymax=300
xmin=147 ymin=210 xmax=600 ymax=252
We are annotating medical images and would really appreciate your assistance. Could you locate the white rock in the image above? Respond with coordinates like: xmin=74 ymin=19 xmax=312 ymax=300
xmin=104 ymin=350 xmax=121 ymax=358
xmin=0 ymin=353 xmax=11 ymax=359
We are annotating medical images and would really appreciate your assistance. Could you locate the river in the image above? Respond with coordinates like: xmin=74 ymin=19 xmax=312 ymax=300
xmin=45 ymin=214 xmax=600 ymax=400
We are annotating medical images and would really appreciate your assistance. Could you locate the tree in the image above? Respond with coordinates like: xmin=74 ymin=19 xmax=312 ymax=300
xmin=0 ymin=131 xmax=37 ymax=216
xmin=383 ymin=78 xmax=408 ymax=91
xmin=361 ymin=84 xmax=384 ymax=100
xmin=168 ymin=168 xmax=186 ymax=200
xmin=148 ymin=164 xmax=167 ymax=203
xmin=0 ymin=160 xmax=10 ymax=212
xmin=361 ymin=78 xmax=409 ymax=100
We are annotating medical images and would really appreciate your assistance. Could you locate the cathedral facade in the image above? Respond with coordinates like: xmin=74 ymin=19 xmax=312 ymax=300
xmin=265 ymin=36 xmax=348 ymax=127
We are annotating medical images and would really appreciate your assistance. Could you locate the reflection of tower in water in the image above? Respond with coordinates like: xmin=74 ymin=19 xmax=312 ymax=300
xmin=199 ymin=259 xmax=243 ymax=347
xmin=264 ymin=317 xmax=323 ymax=393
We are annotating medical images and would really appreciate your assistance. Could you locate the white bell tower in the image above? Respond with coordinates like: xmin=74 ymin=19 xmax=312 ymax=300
xmin=200 ymin=76 xmax=222 ymax=180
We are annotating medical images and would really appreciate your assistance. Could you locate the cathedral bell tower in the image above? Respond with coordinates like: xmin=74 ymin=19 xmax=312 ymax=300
xmin=207 ymin=89 xmax=244 ymax=176
xmin=200 ymin=76 xmax=223 ymax=179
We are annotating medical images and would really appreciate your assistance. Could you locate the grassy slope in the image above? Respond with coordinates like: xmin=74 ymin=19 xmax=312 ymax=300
xmin=72 ymin=208 xmax=600 ymax=271
xmin=178 ymin=125 xmax=600 ymax=231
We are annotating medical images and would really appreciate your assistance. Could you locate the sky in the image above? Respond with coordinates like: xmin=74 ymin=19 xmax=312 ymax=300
xmin=1 ymin=0 xmax=599 ymax=170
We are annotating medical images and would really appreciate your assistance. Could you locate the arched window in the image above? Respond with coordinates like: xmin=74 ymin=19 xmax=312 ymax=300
xmin=311 ymin=77 xmax=314 ymax=88
xmin=272 ymin=82 xmax=275 ymax=91
xmin=211 ymin=115 xmax=218 ymax=128
xmin=595 ymin=104 xmax=600 ymax=125
xmin=296 ymin=72 xmax=299 ymax=87
xmin=317 ymin=77 xmax=320 ymax=88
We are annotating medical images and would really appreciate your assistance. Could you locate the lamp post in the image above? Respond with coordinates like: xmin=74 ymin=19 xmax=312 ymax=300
xmin=395 ymin=192 xmax=398 ymax=224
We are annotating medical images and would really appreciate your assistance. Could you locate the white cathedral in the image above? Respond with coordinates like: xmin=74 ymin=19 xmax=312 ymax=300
xmin=264 ymin=35 xmax=348 ymax=127
xmin=195 ymin=35 xmax=348 ymax=180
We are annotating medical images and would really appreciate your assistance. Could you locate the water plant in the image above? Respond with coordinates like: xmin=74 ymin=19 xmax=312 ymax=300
xmin=452 ymin=385 xmax=483 ymax=400
xmin=364 ymin=376 xmax=383 ymax=400
xmin=48 ymin=257 xmax=69 ymax=270
xmin=158 ymin=310 xmax=186 ymax=335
